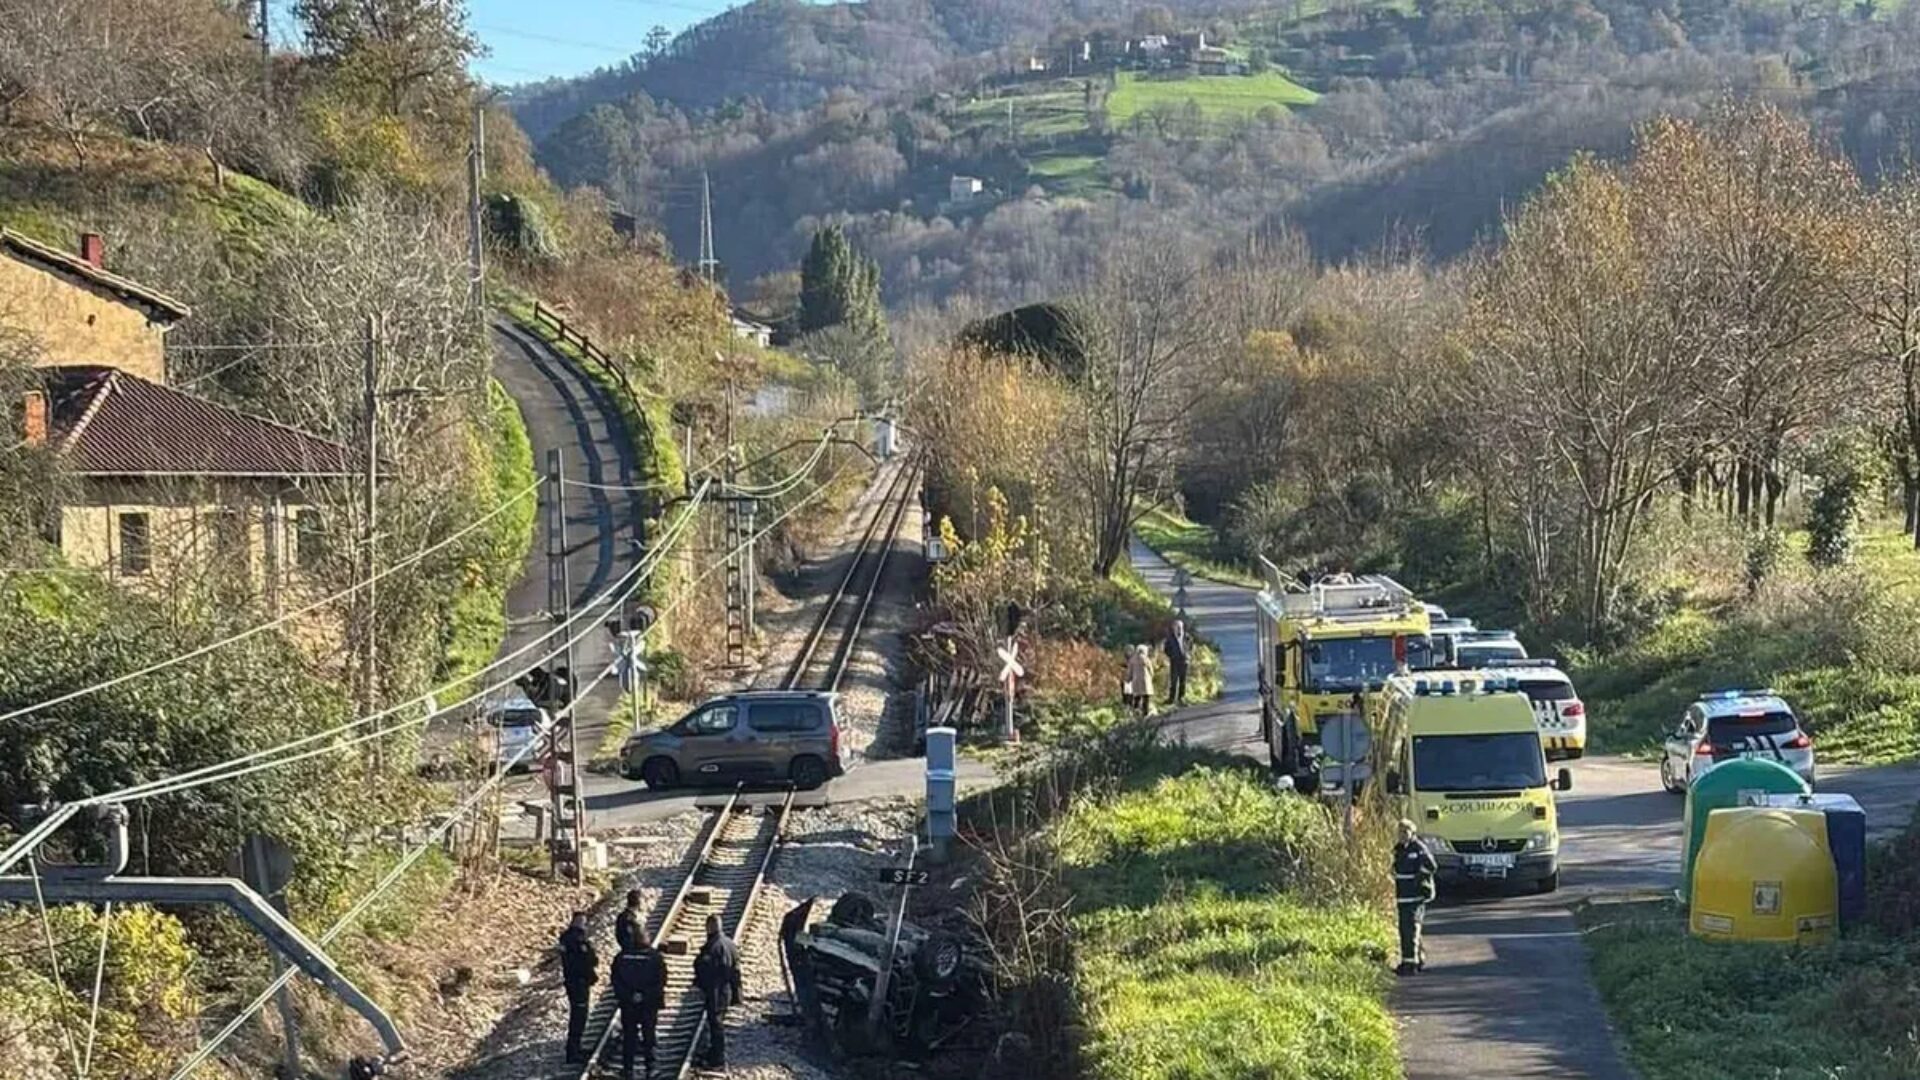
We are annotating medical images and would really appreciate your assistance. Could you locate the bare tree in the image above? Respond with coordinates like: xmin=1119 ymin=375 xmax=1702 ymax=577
xmin=1838 ymin=168 xmax=1920 ymax=546
xmin=1458 ymin=159 xmax=1714 ymax=635
xmin=1066 ymin=235 xmax=1233 ymax=576
xmin=1632 ymin=105 xmax=1863 ymax=526
xmin=0 ymin=0 xmax=255 ymax=162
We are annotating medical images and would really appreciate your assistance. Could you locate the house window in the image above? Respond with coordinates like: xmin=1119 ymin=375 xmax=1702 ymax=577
xmin=295 ymin=509 xmax=326 ymax=569
xmin=118 ymin=513 xmax=150 ymax=576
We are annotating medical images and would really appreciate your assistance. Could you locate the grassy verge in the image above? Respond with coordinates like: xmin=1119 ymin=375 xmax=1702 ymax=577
xmin=1133 ymin=506 xmax=1264 ymax=588
xmin=438 ymin=379 xmax=538 ymax=694
xmin=1046 ymin=742 xmax=1398 ymax=1079
xmin=1571 ymin=527 xmax=1920 ymax=762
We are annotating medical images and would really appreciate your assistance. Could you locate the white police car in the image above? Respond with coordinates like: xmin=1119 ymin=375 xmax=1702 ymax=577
xmin=1482 ymin=659 xmax=1586 ymax=761
xmin=1659 ymin=689 xmax=1815 ymax=793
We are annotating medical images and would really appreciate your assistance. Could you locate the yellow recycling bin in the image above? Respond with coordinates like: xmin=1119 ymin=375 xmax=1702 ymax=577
xmin=1689 ymin=807 xmax=1837 ymax=945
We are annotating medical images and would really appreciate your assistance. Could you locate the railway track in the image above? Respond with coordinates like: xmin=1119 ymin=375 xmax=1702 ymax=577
xmin=575 ymin=460 xmax=918 ymax=1078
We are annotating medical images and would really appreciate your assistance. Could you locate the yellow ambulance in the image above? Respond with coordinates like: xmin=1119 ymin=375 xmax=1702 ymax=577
xmin=1377 ymin=673 xmax=1572 ymax=893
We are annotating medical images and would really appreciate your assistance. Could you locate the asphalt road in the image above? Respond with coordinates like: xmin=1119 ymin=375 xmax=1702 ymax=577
xmin=489 ymin=317 xmax=642 ymax=758
xmin=1128 ymin=541 xmax=1920 ymax=1079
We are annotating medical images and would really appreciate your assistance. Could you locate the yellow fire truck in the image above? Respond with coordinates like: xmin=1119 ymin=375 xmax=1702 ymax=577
xmin=1255 ymin=566 xmax=1431 ymax=793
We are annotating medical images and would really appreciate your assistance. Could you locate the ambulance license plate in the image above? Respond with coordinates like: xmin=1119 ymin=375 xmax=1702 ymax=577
xmin=1462 ymin=854 xmax=1515 ymax=869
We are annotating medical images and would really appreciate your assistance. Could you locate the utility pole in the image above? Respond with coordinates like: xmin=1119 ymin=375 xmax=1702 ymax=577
xmin=467 ymin=99 xmax=486 ymax=316
xmin=722 ymin=378 xmax=746 ymax=668
xmin=361 ymin=314 xmax=381 ymax=769
xmin=545 ymin=450 xmax=585 ymax=884
xmin=698 ymin=170 xmax=719 ymax=284
xmin=258 ymin=0 xmax=272 ymax=122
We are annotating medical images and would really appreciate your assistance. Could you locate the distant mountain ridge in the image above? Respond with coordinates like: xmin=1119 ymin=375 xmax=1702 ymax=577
xmin=507 ymin=0 xmax=1269 ymax=139
xmin=513 ymin=0 xmax=1920 ymax=317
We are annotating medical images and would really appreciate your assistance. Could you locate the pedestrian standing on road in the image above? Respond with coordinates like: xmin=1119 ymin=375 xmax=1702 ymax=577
xmin=616 ymin=888 xmax=643 ymax=952
xmin=1393 ymin=819 xmax=1438 ymax=975
xmin=559 ymin=911 xmax=599 ymax=1063
xmin=611 ymin=931 xmax=668 ymax=1078
xmin=1125 ymin=643 xmax=1154 ymax=717
xmin=1163 ymin=619 xmax=1191 ymax=706
xmin=693 ymin=913 xmax=743 ymax=1068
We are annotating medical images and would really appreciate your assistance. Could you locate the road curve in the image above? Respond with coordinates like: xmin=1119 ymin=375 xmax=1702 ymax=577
xmin=489 ymin=316 xmax=643 ymax=755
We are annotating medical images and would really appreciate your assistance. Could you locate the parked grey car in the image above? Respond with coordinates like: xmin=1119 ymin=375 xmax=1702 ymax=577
xmin=621 ymin=690 xmax=849 ymax=790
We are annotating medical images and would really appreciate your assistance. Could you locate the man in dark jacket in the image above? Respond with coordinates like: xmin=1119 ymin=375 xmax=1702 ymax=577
xmin=1163 ymin=619 xmax=1191 ymax=706
xmin=692 ymin=914 xmax=743 ymax=1068
xmin=1392 ymin=819 xmax=1439 ymax=975
xmin=615 ymin=888 xmax=644 ymax=952
xmin=559 ymin=911 xmax=599 ymax=1063
xmin=611 ymin=932 xmax=668 ymax=1078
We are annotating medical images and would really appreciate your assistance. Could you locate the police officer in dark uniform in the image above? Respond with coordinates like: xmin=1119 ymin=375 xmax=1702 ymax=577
xmin=692 ymin=913 xmax=743 ymax=1068
xmin=615 ymin=888 xmax=644 ymax=952
xmin=1392 ymin=819 xmax=1438 ymax=975
xmin=611 ymin=930 xmax=668 ymax=1078
xmin=559 ymin=911 xmax=599 ymax=1063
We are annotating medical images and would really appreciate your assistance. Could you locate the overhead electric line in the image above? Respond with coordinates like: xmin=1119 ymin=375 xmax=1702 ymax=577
xmin=82 ymin=480 xmax=711 ymax=809
xmin=164 ymin=462 xmax=849 ymax=1079
xmin=0 ymin=478 xmax=545 ymax=726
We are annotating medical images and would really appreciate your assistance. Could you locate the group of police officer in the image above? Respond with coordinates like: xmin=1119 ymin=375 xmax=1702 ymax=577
xmin=558 ymin=891 xmax=743 ymax=1077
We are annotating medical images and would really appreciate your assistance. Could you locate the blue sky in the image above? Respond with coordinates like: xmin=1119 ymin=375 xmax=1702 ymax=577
xmin=270 ymin=1 xmax=742 ymax=85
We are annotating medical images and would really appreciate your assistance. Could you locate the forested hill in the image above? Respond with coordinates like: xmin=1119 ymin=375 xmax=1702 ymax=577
xmin=515 ymin=0 xmax=1920 ymax=322
xmin=508 ymin=0 xmax=1269 ymax=140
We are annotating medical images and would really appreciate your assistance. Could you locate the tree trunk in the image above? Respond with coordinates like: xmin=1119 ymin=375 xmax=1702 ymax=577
xmin=1677 ymin=457 xmax=1696 ymax=524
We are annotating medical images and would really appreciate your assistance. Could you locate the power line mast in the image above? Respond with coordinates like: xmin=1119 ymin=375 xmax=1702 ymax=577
xmin=722 ymin=378 xmax=747 ymax=669
xmin=361 ymin=314 xmax=381 ymax=771
xmin=545 ymin=449 xmax=585 ymax=884
xmin=698 ymin=170 xmax=719 ymax=284
xmin=258 ymin=0 xmax=271 ymax=122
xmin=467 ymin=98 xmax=486 ymax=317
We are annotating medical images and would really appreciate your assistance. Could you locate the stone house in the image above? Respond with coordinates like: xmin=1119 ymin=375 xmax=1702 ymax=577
xmin=3 ymin=228 xmax=357 ymax=612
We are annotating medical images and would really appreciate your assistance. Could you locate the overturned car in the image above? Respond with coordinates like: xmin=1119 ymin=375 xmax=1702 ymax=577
xmin=779 ymin=893 xmax=992 ymax=1056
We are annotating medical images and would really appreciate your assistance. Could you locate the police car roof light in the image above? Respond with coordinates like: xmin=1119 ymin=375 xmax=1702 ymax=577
xmin=1704 ymin=687 xmax=1779 ymax=701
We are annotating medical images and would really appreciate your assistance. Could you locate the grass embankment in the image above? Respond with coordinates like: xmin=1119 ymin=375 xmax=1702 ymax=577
xmin=1572 ymin=527 xmax=1920 ymax=763
xmin=1024 ymin=562 xmax=1226 ymax=746
xmin=1106 ymin=69 xmax=1320 ymax=124
xmin=1132 ymin=505 xmax=1264 ymax=588
xmin=438 ymin=379 xmax=538 ymax=694
xmin=1006 ymin=739 xmax=1400 ymax=1079
xmin=1581 ymin=809 xmax=1920 ymax=1080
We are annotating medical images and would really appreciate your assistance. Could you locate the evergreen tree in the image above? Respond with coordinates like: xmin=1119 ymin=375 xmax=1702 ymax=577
xmin=798 ymin=224 xmax=888 ymax=345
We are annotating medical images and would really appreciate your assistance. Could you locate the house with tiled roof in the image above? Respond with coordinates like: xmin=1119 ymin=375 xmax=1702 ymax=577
xmin=3 ymin=228 xmax=356 ymax=609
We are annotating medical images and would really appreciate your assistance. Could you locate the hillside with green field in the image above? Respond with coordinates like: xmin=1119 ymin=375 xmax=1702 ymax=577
xmin=1106 ymin=69 xmax=1320 ymax=126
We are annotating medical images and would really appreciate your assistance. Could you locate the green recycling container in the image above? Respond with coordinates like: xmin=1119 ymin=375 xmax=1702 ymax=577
xmin=1681 ymin=758 xmax=1809 ymax=905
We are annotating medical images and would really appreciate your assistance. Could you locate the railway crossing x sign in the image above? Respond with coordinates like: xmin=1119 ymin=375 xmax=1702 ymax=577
xmin=997 ymin=642 xmax=1024 ymax=683
xmin=998 ymin=638 xmax=1023 ymax=744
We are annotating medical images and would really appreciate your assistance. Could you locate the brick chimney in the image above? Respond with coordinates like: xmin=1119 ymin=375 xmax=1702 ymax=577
xmin=21 ymin=390 xmax=47 ymax=447
xmin=79 ymin=232 xmax=104 ymax=268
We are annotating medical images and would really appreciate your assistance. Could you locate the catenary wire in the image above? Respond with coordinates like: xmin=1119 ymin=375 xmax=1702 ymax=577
xmin=84 ymin=479 xmax=711 ymax=807
xmin=80 ymin=901 xmax=111 ymax=1077
xmin=27 ymin=853 xmax=83 ymax=1077
xmin=164 ymin=460 xmax=855 ymax=1079
xmin=0 ymin=478 xmax=544 ymax=726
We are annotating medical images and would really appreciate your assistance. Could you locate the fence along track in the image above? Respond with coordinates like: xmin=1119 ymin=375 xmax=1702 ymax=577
xmin=578 ymin=462 xmax=914 ymax=1077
